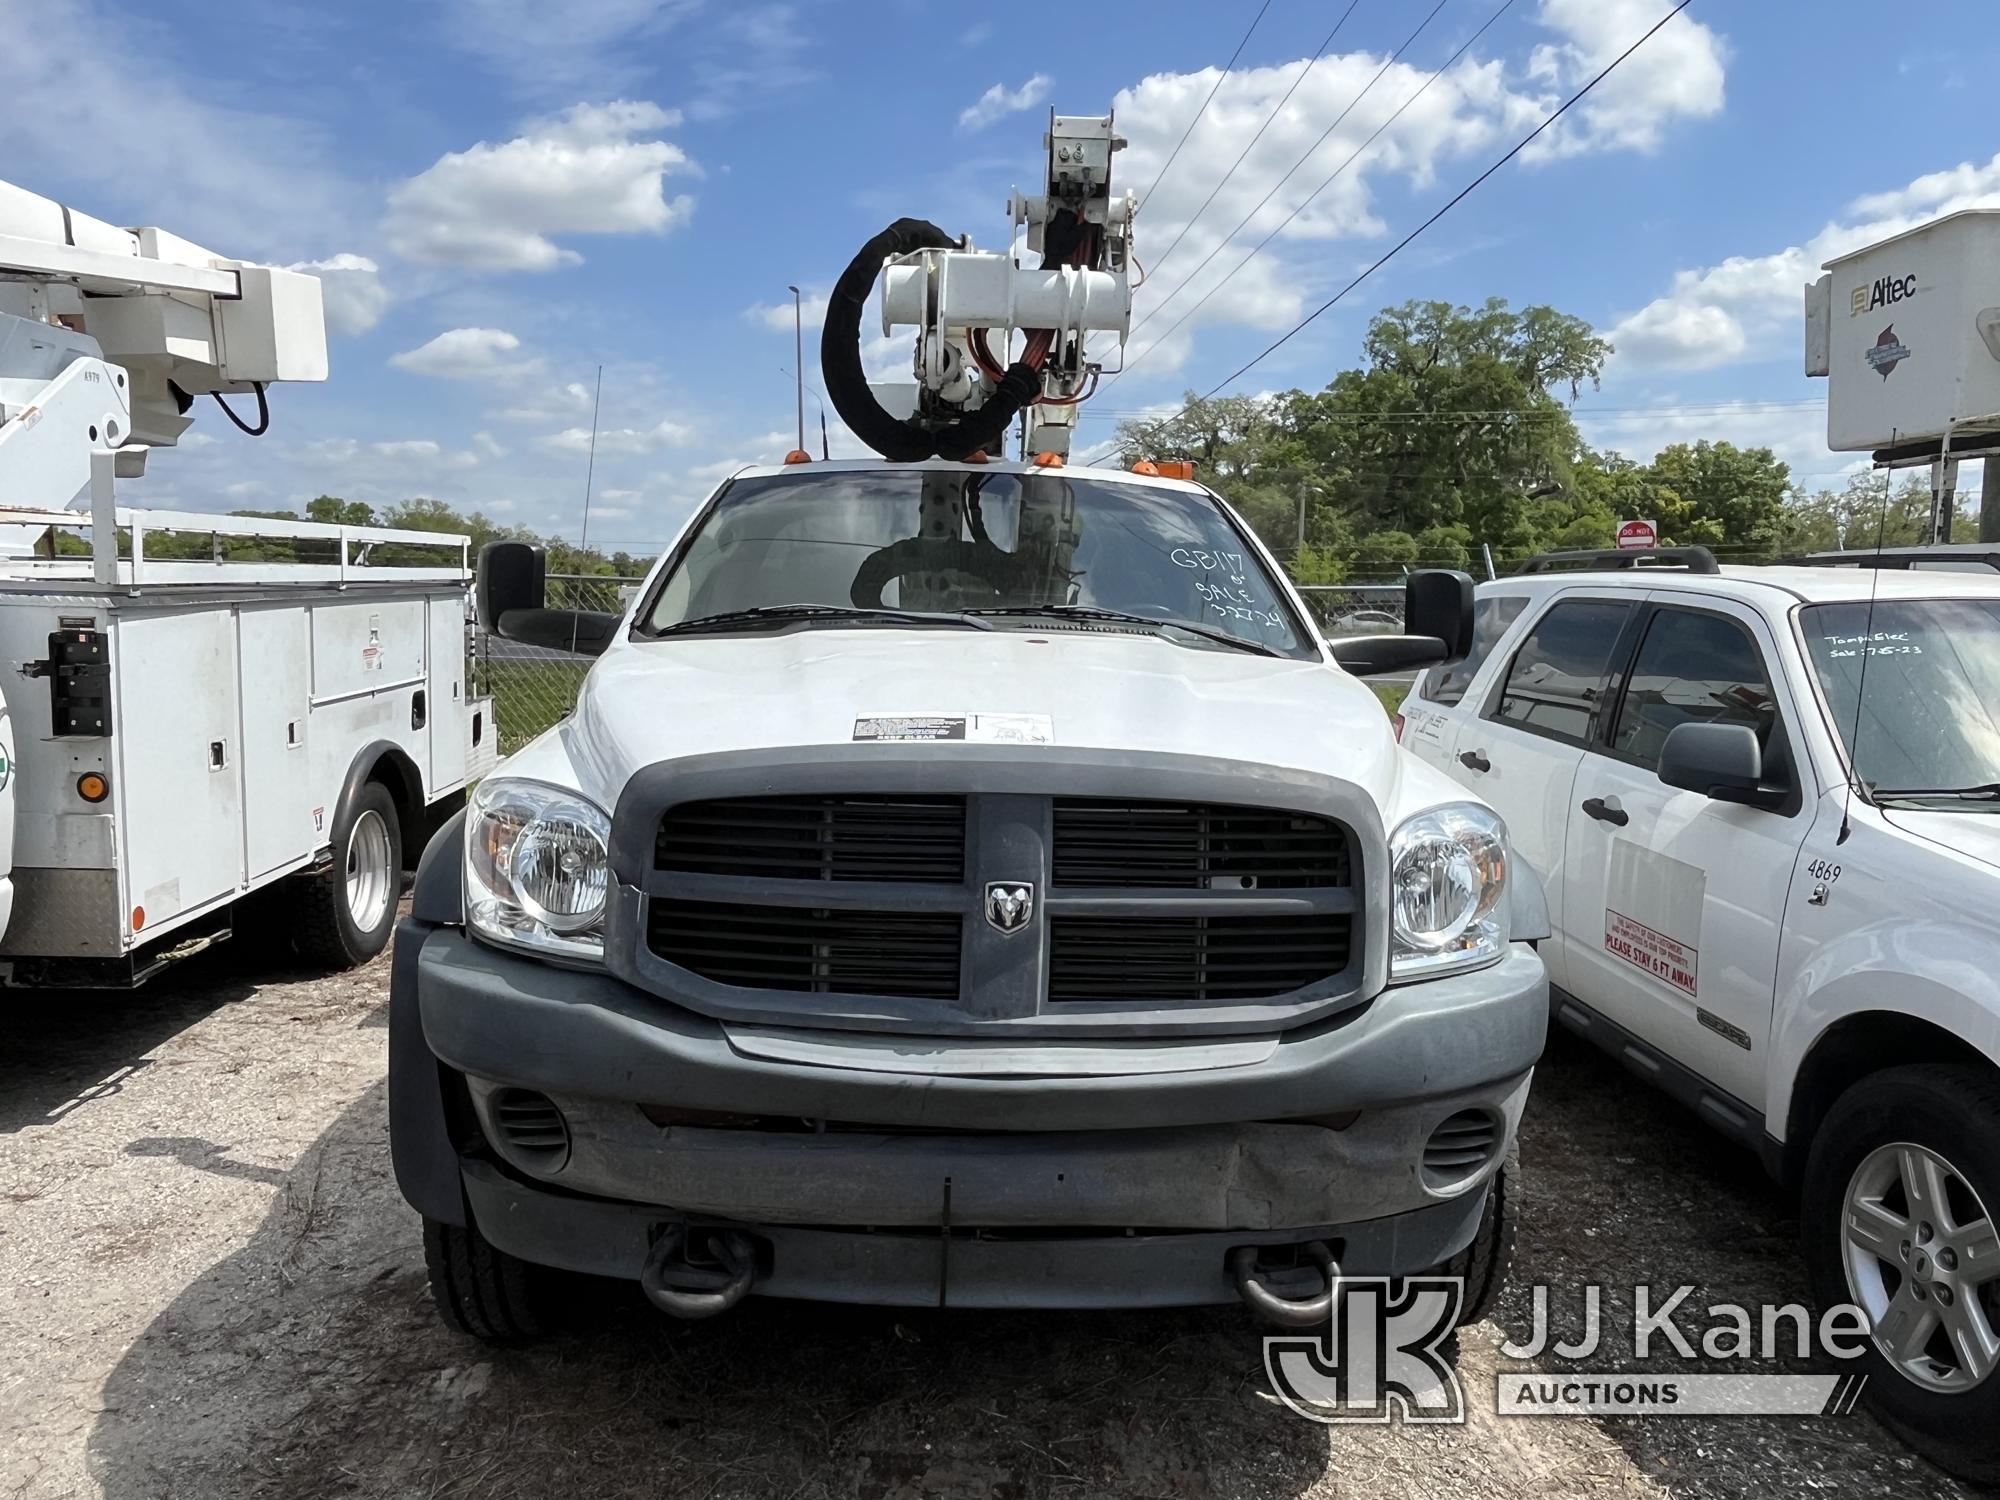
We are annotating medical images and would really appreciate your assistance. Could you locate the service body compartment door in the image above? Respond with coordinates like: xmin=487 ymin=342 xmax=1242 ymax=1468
xmin=312 ymin=598 xmax=425 ymax=703
xmin=427 ymin=596 xmax=468 ymax=790
xmin=115 ymin=610 xmax=244 ymax=930
xmin=239 ymin=604 xmax=315 ymax=877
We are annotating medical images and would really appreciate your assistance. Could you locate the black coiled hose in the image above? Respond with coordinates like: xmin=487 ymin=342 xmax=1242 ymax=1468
xmin=820 ymin=218 xmax=1042 ymax=462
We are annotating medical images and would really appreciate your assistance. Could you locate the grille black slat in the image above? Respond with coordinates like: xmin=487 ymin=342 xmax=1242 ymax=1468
xmin=658 ymin=795 xmax=966 ymax=883
xmin=1053 ymin=800 xmax=1350 ymax=889
xmin=1049 ymin=914 xmax=1350 ymax=1003
xmin=649 ymin=898 xmax=961 ymax=999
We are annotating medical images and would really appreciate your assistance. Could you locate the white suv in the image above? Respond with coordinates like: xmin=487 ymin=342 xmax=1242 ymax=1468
xmin=1399 ymin=550 xmax=2000 ymax=1481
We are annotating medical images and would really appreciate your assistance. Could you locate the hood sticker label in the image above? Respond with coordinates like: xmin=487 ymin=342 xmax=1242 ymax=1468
xmin=854 ymin=713 xmax=1054 ymax=745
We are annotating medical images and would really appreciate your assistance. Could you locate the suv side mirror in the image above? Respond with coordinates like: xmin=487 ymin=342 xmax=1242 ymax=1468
xmin=1658 ymin=722 xmax=1784 ymax=809
xmin=1325 ymin=569 xmax=1476 ymax=677
xmin=475 ymin=541 xmax=620 ymax=658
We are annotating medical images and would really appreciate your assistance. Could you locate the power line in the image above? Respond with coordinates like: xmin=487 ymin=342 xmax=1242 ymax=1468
xmin=1116 ymin=0 xmax=1511 ymax=382
xmin=1204 ymin=0 xmax=1699 ymax=396
xmin=1134 ymin=1 xmax=1275 ymax=210
xmin=1142 ymin=0 xmax=1367 ymax=289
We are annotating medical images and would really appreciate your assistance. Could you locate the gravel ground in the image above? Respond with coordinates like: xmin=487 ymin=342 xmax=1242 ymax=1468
xmin=0 ymin=923 xmax=1972 ymax=1499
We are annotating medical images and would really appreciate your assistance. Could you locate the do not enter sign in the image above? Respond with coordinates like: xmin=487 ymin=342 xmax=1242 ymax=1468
xmin=1616 ymin=518 xmax=1658 ymax=551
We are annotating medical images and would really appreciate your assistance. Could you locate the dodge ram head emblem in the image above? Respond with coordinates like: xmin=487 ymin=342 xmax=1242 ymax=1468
xmin=984 ymin=882 xmax=1035 ymax=933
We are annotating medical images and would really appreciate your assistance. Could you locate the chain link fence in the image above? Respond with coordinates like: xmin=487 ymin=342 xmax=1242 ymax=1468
xmin=473 ymin=573 xmax=644 ymax=755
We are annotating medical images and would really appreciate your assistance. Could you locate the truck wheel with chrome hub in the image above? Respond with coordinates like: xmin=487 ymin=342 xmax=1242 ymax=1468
xmin=1804 ymin=1065 xmax=2000 ymax=1482
xmin=294 ymin=781 xmax=403 ymax=969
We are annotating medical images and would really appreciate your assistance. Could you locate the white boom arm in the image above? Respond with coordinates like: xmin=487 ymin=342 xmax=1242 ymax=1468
xmin=873 ymin=114 xmax=1134 ymax=457
xmin=0 ymin=179 xmax=329 ymax=510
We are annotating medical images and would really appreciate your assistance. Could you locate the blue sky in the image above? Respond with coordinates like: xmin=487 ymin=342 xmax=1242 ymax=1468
xmin=4 ymin=0 xmax=1997 ymax=554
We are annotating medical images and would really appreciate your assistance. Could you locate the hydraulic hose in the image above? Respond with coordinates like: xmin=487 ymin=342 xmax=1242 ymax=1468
xmin=821 ymin=218 xmax=1043 ymax=462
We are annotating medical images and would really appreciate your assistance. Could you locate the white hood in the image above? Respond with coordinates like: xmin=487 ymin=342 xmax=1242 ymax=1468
xmin=554 ymin=628 xmax=1406 ymax=809
xmin=1883 ymin=807 xmax=2000 ymax=875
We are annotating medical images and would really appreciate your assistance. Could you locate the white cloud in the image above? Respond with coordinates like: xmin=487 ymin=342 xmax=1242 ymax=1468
xmin=302 ymin=437 xmax=481 ymax=472
xmin=542 ymin=417 xmax=693 ymax=454
xmin=495 ymin=381 xmax=598 ymax=424
xmin=747 ymin=289 xmax=829 ymax=332
xmin=282 ymin=254 xmax=389 ymax=336
xmin=439 ymin=0 xmax=703 ymax=100
xmin=1525 ymin=0 xmax=1725 ymax=158
xmin=959 ymin=74 xmax=1053 ymax=132
xmin=1608 ymin=150 xmax=2000 ymax=371
xmin=390 ymin=327 xmax=543 ymax=381
xmin=1106 ymin=1 xmax=1727 ymax=378
xmin=384 ymin=101 xmax=697 ymax=270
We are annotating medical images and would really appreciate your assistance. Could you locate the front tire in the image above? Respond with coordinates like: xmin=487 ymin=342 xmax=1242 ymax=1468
xmin=1802 ymin=1065 xmax=2000 ymax=1484
xmin=294 ymin=781 xmax=401 ymax=968
xmin=1431 ymin=1149 xmax=1518 ymax=1328
xmin=422 ymin=1215 xmax=555 ymax=1344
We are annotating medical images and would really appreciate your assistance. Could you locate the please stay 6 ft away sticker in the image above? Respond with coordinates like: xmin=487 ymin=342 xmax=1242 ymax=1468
xmin=853 ymin=713 xmax=1054 ymax=745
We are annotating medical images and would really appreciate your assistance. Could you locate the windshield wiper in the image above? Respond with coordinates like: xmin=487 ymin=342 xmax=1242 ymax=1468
xmin=655 ymin=604 xmax=991 ymax=636
xmin=964 ymin=604 xmax=1283 ymax=658
xmin=1870 ymin=782 xmax=2000 ymax=803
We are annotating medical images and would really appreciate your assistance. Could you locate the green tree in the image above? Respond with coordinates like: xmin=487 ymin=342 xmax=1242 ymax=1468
xmin=1643 ymin=440 xmax=1792 ymax=553
xmin=307 ymin=495 xmax=378 ymax=526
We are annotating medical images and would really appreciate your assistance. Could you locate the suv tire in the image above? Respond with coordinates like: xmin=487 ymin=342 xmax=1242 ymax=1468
xmin=1802 ymin=1064 xmax=2000 ymax=1484
xmin=423 ymin=1215 xmax=554 ymax=1344
xmin=294 ymin=781 xmax=401 ymax=969
xmin=1432 ymin=1148 xmax=1518 ymax=1328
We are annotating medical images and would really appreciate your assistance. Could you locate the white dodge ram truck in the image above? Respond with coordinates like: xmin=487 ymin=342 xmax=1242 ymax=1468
xmin=388 ymin=458 xmax=1549 ymax=1335
xmin=1399 ymin=549 xmax=2000 ymax=1480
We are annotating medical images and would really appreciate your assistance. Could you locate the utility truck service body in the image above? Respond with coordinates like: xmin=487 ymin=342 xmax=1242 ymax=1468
xmin=0 ymin=177 xmax=497 ymax=979
xmin=0 ymin=510 xmax=496 ymax=983
xmin=390 ymin=459 xmax=1550 ymax=1329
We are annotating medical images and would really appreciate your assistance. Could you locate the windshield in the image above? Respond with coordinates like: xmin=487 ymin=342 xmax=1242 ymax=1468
xmin=640 ymin=470 xmax=1313 ymax=657
xmin=1801 ymin=599 xmax=2000 ymax=796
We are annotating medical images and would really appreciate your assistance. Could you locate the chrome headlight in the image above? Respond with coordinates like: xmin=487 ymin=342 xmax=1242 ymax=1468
xmin=465 ymin=778 xmax=612 ymax=962
xmin=1389 ymin=803 xmax=1508 ymax=980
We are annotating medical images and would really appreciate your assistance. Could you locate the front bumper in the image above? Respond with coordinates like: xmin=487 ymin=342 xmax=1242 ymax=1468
xmin=390 ymin=920 xmax=1547 ymax=1308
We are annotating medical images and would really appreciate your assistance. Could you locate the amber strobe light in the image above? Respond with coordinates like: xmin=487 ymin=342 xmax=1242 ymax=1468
xmin=77 ymin=772 xmax=109 ymax=803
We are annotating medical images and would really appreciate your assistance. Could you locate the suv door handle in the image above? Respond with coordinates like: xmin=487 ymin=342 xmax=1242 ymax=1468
xmin=1458 ymin=750 xmax=1490 ymax=773
xmin=1581 ymin=796 xmax=1629 ymax=827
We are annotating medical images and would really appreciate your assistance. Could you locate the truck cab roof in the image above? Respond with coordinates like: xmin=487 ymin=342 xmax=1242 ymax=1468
xmin=1483 ymin=561 xmax=2000 ymax=614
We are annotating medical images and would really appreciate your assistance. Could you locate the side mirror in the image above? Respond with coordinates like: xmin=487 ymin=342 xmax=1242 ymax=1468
xmin=1325 ymin=569 xmax=1476 ymax=677
xmin=475 ymin=541 xmax=620 ymax=658
xmin=1658 ymin=722 xmax=1783 ymax=808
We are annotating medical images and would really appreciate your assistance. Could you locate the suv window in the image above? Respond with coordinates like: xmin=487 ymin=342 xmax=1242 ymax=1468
xmin=1609 ymin=608 xmax=1778 ymax=768
xmin=1490 ymin=599 xmax=1635 ymax=746
xmin=1420 ymin=594 xmax=1528 ymax=705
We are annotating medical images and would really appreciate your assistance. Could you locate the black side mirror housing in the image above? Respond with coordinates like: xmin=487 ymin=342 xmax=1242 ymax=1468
xmin=476 ymin=541 xmax=620 ymax=658
xmin=1325 ymin=569 xmax=1476 ymax=677
xmin=1657 ymin=722 xmax=1784 ymax=808
xmin=1406 ymin=569 xmax=1477 ymax=659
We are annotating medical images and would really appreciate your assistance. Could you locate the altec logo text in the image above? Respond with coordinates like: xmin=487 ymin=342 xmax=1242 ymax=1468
xmin=1851 ymin=272 xmax=1918 ymax=316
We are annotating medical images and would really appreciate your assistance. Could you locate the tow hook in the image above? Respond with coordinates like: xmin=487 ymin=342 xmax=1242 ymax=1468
xmin=639 ymin=1224 xmax=760 ymax=1319
xmin=1227 ymin=1240 xmax=1341 ymax=1327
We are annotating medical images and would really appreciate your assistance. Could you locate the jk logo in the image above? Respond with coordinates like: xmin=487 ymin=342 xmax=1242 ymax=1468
xmin=1264 ymin=1277 xmax=1466 ymax=1424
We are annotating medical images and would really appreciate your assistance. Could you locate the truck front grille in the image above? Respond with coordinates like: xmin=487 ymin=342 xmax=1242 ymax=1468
xmin=1052 ymin=798 xmax=1350 ymax=889
xmin=1047 ymin=914 xmax=1352 ymax=1003
xmin=647 ymin=898 xmax=962 ymax=1000
xmin=656 ymin=794 xmax=966 ymax=883
xmin=628 ymin=766 xmax=1366 ymax=1031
